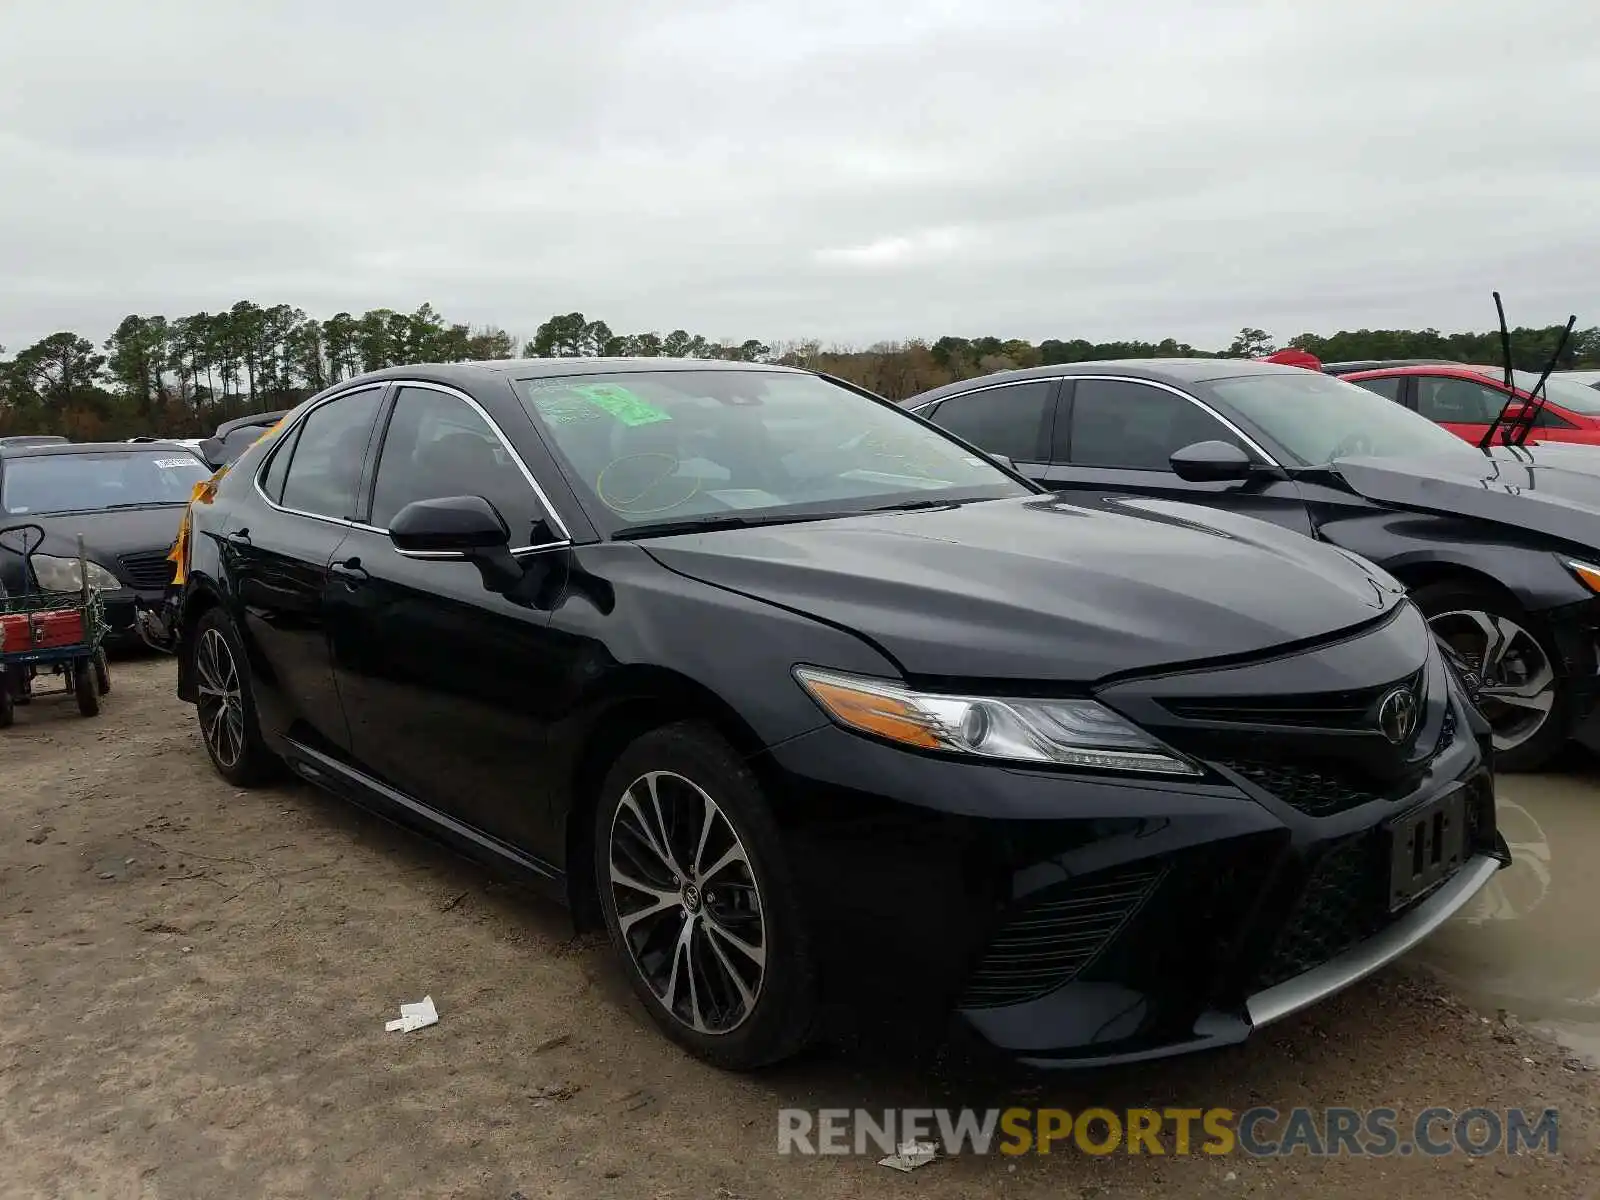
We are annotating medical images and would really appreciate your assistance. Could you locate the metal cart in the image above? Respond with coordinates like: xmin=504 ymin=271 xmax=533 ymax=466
xmin=0 ymin=524 xmax=111 ymax=727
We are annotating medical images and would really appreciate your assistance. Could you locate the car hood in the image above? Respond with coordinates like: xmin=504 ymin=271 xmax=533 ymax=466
xmin=1332 ymin=446 xmax=1600 ymax=549
xmin=641 ymin=495 xmax=1405 ymax=681
xmin=0 ymin=505 xmax=185 ymax=585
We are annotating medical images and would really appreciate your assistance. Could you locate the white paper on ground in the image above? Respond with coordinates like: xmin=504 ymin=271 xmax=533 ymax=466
xmin=384 ymin=995 xmax=438 ymax=1033
xmin=878 ymin=1140 xmax=937 ymax=1172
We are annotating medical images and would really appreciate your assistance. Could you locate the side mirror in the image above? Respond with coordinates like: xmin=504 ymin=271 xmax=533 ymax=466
xmin=390 ymin=495 xmax=511 ymax=554
xmin=1170 ymin=440 xmax=1256 ymax=483
xmin=390 ymin=495 xmax=527 ymax=594
xmin=989 ymin=452 xmax=1017 ymax=472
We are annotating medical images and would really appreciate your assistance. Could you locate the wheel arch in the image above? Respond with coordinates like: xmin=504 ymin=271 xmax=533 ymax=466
xmin=174 ymin=578 xmax=227 ymax=703
xmin=1384 ymin=561 xmax=1525 ymax=609
xmin=560 ymin=666 xmax=778 ymax=929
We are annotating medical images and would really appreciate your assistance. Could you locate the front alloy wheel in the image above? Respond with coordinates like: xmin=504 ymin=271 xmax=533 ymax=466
xmin=594 ymin=723 xmax=814 ymax=1069
xmin=608 ymin=770 xmax=767 ymax=1034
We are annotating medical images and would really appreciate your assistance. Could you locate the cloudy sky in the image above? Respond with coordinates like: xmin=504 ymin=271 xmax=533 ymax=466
xmin=2 ymin=0 xmax=1596 ymax=354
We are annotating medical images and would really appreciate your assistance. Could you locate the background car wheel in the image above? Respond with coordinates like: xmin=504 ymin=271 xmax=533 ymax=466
xmin=193 ymin=608 xmax=279 ymax=787
xmin=73 ymin=660 xmax=100 ymax=717
xmin=1413 ymin=581 xmax=1570 ymax=772
xmin=93 ymin=647 xmax=111 ymax=695
xmin=594 ymin=721 xmax=816 ymax=1070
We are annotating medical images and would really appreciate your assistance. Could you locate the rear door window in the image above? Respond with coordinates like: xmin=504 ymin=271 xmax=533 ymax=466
xmin=277 ymin=387 xmax=384 ymax=519
xmin=927 ymin=382 xmax=1053 ymax=462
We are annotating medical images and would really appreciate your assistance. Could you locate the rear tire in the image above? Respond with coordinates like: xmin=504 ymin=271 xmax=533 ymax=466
xmin=0 ymin=677 xmax=13 ymax=728
xmin=593 ymin=721 xmax=816 ymax=1070
xmin=192 ymin=607 xmax=279 ymax=786
xmin=74 ymin=660 xmax=100 ymax=717
xmin=93 ymin=648 xmax=111 ymax=695
xmin=1413 ymin=581 xmax=1570 ymax=772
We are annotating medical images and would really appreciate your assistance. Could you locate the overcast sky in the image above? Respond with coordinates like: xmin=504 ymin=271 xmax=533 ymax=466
xmin=2 ymin=0 xmax=1596 ymax=353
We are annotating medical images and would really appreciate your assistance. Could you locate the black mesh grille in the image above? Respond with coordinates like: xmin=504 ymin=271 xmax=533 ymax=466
xmin=1214 ymin=759 xmax=1385 ymax=818
xmin=1209 ymin=707 xmax=1456 ymax=819
xmin=961 ymin=866 xmax=1164 ymax=1009
xmin=1253 ymin=833 xmax=1390 ymax=990
xmin=118 ymin=550 xmax=176 ymax=590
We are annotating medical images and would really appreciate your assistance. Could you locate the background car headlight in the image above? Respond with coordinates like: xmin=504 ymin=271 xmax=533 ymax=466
xmin=793 ymin=666 xmax=1200 ymax=776
xmin=30 ymin=554 xmax=122 ymax=592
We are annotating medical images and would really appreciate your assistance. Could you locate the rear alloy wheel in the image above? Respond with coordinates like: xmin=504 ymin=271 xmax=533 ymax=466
xmin=595 ymin=723 xmax=815 ymax=1070
xmin=1415 ymin=582 xmax=1568 ymax=772
xmin=193 ymin=609 xmax=279 ymax=786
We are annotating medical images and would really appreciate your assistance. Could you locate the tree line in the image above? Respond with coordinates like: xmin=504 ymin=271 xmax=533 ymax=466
xmin=2 ymin=301 xmax=1595 ymax=441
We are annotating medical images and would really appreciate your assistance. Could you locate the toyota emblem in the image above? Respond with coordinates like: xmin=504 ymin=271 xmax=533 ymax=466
xmin=1377 ymin=685 xmax=1420 ymax=745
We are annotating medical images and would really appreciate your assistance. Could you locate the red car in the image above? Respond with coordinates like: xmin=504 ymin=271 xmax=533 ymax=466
xmin=1337 ymin=363 xmax=1600 ymax=446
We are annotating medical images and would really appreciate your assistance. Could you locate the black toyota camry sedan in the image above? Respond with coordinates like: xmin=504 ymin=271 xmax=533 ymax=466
xmin=171 ymin=360 xmax=1504 ymax=1071
xmin=907 ymin=360 xmax=1600 ymax=772
xmin=0 ymin=440 xmax=213 ymax=640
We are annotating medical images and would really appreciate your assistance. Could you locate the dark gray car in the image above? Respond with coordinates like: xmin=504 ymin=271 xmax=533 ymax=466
xmin=905 ymin=358 xmax=1600 ymax=771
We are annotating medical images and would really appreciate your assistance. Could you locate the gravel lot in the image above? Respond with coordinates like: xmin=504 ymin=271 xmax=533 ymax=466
xmin=2 ymin=656 xmax=1597 ymax=1199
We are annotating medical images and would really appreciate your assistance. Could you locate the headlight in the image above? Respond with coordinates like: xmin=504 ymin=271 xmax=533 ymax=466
xmin=1566 ymin=559 xmax=1600 ymax=594
xmin=793 ymin=666 xmax=1201 ymax=776
xmin=30 ymin=554 xmax=122 ymax=592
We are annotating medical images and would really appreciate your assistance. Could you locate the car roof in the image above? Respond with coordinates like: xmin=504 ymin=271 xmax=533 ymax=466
xmin=1341 ymin=363 xmax=1506 ymax=381
xmin=0 ymin=439 xmax=195 ymax=459
xmin=1325 ymin=359 xmax=1457 ymax=373
xmin=343 ymin=358 xmax=812 ymax=389
xmin=902 ymin=357 xmax=1306 ymax=405
xmin=213 ymin=410 xmax=289 ymax=439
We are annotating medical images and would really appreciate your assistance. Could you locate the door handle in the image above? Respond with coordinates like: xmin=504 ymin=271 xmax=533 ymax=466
xmin=330 ymin=557 xmax=369 ymax=584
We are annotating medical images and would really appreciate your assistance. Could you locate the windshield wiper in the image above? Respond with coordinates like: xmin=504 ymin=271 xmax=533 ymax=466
xmin=612 ymin=512 xmax=843 ymax=540
xmin=859 ymin=498 xmax=962 ymax=514
xmin=1479 ymin=291 xmax=1580 ymax=451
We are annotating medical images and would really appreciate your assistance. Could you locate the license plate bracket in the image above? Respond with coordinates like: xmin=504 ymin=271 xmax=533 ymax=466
xmin=1387 ymin=787 xmax=1468 ymax=912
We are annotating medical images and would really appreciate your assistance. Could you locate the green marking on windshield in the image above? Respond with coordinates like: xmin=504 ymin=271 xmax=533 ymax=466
xmin=570 ymin=382 xmax=672 ymax=426
xmin=532 ymin=383 xmax=673 ymax=428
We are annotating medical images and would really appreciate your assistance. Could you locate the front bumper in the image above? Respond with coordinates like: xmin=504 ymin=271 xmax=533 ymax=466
xmin=760 ymin=639 xmax=1501 ymax=1067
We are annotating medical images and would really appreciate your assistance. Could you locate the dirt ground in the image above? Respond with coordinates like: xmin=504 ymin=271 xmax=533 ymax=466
xmin=2 ymin=657 xmax=1597 ymax=1200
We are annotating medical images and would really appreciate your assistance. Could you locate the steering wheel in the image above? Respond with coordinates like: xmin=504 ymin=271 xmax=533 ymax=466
xmin=595 ymin=453 xmax=701 ymax=516
xmin=1329 ymin=432 xmax=1375 ymax=460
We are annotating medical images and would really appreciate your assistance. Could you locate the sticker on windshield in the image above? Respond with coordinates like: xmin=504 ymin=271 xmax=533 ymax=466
xmin=154 ymin=457 xmax=196 ymax=469
xmin=533 ymin=394 xmax=605 ymax=425
xmin=570 ymin=383 xmax=672 ymax=427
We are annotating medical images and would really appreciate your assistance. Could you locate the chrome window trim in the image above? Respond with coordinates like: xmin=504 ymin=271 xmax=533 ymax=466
xmin=909 ymin=374 xmax=1281 ymax=467
xmin=253 ymin=379 xmax=574 ymax=554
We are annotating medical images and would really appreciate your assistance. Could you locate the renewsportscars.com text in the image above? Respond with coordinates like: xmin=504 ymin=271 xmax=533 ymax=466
xmin=777 ymin=1106 xmax=1560 ymax=1157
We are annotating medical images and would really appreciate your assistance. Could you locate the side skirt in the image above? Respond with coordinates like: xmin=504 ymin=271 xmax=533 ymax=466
xmin=280 ymin=739 xmax=569 ymax=905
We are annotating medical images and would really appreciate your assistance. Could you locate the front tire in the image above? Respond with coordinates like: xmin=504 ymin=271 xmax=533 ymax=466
xmin=192 ymin=608 xmax=279 ymax=787
xmin=593 ymin=722 xmax=816 ymax=1070
xmin=1414 ymin=581 xmax=1570 ymax=772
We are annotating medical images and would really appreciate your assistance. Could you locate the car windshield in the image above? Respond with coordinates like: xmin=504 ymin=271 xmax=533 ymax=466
xmin=1505 ymin=370 xmax=1600 ymax=415
xmin=1 ymin=450 xmax=212 ymax=515
xmin=514 ymin=369 xmax=1027 ymax=533
xmin=1197 ymin=371 xmax=1481 ymax=466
